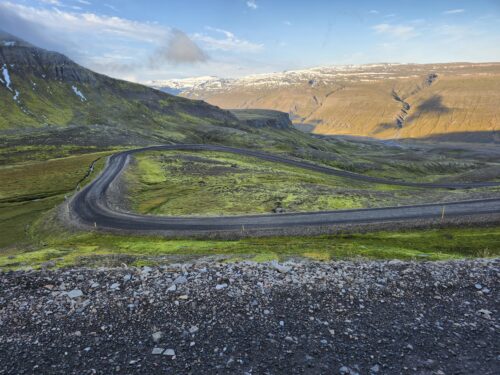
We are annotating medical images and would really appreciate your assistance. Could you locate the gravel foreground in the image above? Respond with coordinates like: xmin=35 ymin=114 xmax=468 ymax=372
xmin=0 ymin=259 xmax=498 ymax=374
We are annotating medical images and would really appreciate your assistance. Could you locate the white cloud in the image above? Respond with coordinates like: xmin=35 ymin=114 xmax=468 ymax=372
xmin=193 ymin=27 xmax=263 ymax=52
xmin=0 ymin=2 xmax=209 ymax=78
xmin=0 ymin=2 xmax=168 ymax=45
xmin=77 ymin=0 xmax=92 ymax=5
xmin=368 ymin=10 xmax=379 ymax=14
xmin=373 ymin=23 xmax=419 ymax=39
xmin=283 ymin=20 xmax=292 ymax=26
xmin=246 ymin=0 xmax=257 ymax=10
xmin=444 ymin=9 xmax=465 ymax=15
xmin=151 ymin=29 xmax=208 ymax=65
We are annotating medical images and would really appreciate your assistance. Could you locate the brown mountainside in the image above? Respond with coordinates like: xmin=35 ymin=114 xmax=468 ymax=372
xmin=169 ymin=63 xmax=500 ymax=141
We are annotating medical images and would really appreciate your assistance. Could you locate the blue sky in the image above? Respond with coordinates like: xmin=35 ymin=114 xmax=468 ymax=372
xmin=1 ymin=0 xmax=500 ymax=82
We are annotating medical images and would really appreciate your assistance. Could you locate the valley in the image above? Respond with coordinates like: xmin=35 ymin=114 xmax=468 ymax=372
xmin=1 ymin=1 xmax=500 ymax=371
xmin=1 ymin=30 xmax=499 ymax=269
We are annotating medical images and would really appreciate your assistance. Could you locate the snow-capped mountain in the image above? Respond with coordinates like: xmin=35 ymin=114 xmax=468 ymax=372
xmin=147 ymin=62 xmax=500 ymax=97
xmin=145 ymin=62 xmax=500 ymax=141
xmin=146 ymin=64 xmax=424 ymax=95
xmin=147 ymin=76 xmax=225 ymax=95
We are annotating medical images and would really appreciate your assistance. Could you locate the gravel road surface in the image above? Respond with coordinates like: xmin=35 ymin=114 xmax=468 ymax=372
xmin=1 ymin=259 xmax=498 ymax=374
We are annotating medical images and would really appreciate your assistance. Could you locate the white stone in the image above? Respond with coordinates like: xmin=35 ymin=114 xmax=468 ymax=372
xmin=67 ymin=289 xmax=83 ymax=299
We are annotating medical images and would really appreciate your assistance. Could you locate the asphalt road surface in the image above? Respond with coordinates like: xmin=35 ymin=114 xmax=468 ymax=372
xmin=68 ymin=144 xmax=500 ymax=235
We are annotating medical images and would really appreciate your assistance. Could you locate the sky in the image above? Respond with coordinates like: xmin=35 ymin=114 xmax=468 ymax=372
xmin=1 ymin=0 xmax=500 ymax=82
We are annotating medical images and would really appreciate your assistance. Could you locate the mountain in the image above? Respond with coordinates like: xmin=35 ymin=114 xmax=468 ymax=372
xmin=149 ymin=76 xmax=221 ymax=95
xmin=0 ymin=30 xmax=239 ymax=146
xmin=152 ymin=63 xmax=500 ymax=142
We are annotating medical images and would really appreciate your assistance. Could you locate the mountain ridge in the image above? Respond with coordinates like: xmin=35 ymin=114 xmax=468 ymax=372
xmin=150 ymin=62 xmax=500 ymax=141
xmin=0 ymin=30 xmax=240 ymax=145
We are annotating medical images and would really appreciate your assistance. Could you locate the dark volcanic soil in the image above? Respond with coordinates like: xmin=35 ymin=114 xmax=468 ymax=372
xmin=0 ymin=260 xmax=498 ymax=374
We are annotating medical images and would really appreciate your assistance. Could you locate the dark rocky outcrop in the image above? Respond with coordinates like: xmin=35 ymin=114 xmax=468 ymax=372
xmin=230 ymin=109 xmax=293 ymax=130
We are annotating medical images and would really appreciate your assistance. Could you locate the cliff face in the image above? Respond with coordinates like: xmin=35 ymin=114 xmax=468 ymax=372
xmin=230 ymin=109 xmax=293 ymax=130
xmin=0 ymin=30 xmax=237 ymax=134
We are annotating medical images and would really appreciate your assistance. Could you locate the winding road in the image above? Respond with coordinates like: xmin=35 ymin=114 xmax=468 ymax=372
xmin=68 ymin=144 xmax=500 ymax=235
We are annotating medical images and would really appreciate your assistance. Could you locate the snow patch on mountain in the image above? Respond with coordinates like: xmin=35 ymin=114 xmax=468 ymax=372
xmin=72 ymin=85 xmax=87 ymax=101
xmin=146 ymin=64 xmax=415 ymax=95
xmin=2 ymin=64 xmax=12 ymax=90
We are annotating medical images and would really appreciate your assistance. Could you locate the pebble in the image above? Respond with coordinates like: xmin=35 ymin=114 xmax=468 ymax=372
xmin=167 ymin=284 xmax=177 ymax=292
xmin=477 ymin=309 xmax=493 ymax=320
xmin=1 ymin=258 xmax=497 ymax=374
xmin=151 ymin=347 xmax=164 ymax=355
xmin=174 ymin=276 xmax=187 ymax=285
xmin=152 ymin=331 xmax=163 ymax=342
xmin=163 ymin=349 xmax=175 ymax=357
xmin=67 ymin=289 xmax=83 ymax=299
xmin=271 ymin=261 xmax=291 ymax=273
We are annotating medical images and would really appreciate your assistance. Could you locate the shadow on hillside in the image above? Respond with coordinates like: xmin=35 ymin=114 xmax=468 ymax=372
xmin=407 ymin=95 xmax=450 ymax=123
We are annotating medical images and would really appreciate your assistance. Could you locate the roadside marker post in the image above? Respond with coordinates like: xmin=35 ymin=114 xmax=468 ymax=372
xmin=441 ymin=206 xmax=446 ymax=220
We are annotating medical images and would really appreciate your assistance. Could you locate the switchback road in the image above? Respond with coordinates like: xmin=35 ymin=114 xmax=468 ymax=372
xmin=68 ymin=144 xmax=500 ymax=235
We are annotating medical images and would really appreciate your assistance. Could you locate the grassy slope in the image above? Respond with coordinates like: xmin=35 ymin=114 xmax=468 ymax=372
xmin=1 ymin=226 xmax=499 ymax=270
xmin=125 ymin=151 xmax=376 ymax=215
xmin=0 ymin=148 xmax=113 ymax=249
xmin=0 ymin=145 xmax=498 ymax=270
xmin=124 ymin=150 xmax=500 ymax=216
xmin=0 ymin=70 xmax=232 ymax=134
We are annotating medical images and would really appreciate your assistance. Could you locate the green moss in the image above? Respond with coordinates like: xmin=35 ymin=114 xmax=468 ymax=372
xmin=123 ymin=150 xmax=498 ymax=217
xmin=136 ymin=157 xmax=167 ymax=184
xmin=0 ymin=129 xmax=498 ymax=270
xmin=2 ymin=225 xmax=498 ymax=270
xmin=0 ymin=151 xmax=111 ymax=250
xmin=124 ymin=150 xmax=400 ymax=216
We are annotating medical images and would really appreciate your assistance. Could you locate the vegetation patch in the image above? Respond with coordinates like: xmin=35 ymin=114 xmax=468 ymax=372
xmin=1 ymin=226 xmax=499 ymax=270
xmin=124 ymin=150 xmax=393 ymax=215
xmin=0 ymin=149 xmax=112 ymax=250
xmin=0 ymin=142 xmax=498 ymax=269
xmin=123 ymin=150 xmax=498 ymax=216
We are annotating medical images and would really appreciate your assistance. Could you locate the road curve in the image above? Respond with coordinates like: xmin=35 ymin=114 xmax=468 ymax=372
xmin=68 ymin=144 xmax=500 ymax=235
